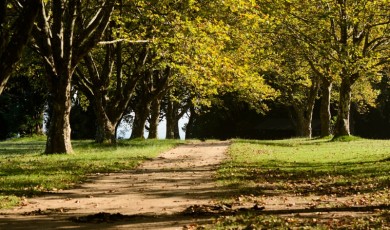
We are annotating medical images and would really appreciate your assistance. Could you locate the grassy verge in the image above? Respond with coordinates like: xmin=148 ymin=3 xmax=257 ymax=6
xmin=209 ymin=138 xmax=390 ymax=229
xmin=0 ymin=136 xmax=183 ymax=209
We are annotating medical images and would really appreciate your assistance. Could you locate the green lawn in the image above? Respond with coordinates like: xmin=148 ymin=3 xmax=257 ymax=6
xmin=211 ymin=137 xmax=390 ymax=229
xmin=0 ymin=136 xmax=183 ymax=209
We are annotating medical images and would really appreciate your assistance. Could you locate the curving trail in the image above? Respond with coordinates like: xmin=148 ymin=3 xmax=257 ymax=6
xmin=0 ymin=141 xmax=229 ymax=230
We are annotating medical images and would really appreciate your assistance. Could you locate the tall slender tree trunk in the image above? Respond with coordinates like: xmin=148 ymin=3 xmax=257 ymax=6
xmin=185 ymin=106 xmax=195 ymax=139
xmin=174 ymin=119 xmax=180 ymax=139
xmin=334 ymin=78 xmax=352 ymax=137
xmin=165 ymin=100 xmax=175 ymax=139
xmin=45 ymin=72 xmax=73 ymax=154
xmin=320 ymin=80 xmax=332 ymax=137
xmin=148 ymin=98 xmax=161 ymax=139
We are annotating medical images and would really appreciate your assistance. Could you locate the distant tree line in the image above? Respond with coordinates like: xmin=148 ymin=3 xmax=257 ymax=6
xmin=0 ymin=0 xmax=389 ymax=152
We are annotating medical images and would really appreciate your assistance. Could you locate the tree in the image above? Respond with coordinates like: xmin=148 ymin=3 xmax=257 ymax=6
xmin=32 ymin=0 xmax=116 ymax=153
xmin=164 ymin=87 xmax=192 ymax=139
xmin=0 ymin=50 xmax=48 ymax=139
xmin=263 ymin=54 xmax=320 ymax=137
xmin=74 ymin=39 xmax=148 ymax=143
xmin=130 ymin=67 xmax=170 ymax=139
xmin=0 ymin=0 xmax=41 ymax=94
xmin=271 ymin=0 xmax=390 ymax=137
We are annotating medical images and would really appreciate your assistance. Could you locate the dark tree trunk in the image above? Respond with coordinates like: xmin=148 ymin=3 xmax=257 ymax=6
xmin=185 ymin=106 xmax=196 ymax=139
xmin=148 ymin=98 xmax=161 ymax=139
xmin=334 ymin=78 xmax=352 ymax=137
xmin=174 ymin=120 xmax=180 ymax=139
xmin=320 ymin=80 xmax=332 ymax=137
xmin=131 ymin=102 xmax=151 ymax=139
xmin=292 ymin=108 xmax=313 ymax=138
xmin=290 ymin=76 xmax=319 ymax=138
xmin=94 ymin=100 xmax=117 ymax=144
xmin=165 ymin=100 xmax=175 ymax=139
xmin=45 ymin=72 xmax=73 ymax=154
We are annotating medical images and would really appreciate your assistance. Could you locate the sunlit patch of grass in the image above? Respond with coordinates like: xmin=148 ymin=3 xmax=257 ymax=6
xmin=0 ymin=137 xmax=183 ymax=209
xmin=0 ymin=195 xmax=19 ymax=209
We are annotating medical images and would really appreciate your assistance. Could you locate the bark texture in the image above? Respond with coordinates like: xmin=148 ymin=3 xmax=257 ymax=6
xmin=334 ymin=78 xmax=353 ymax=137
xmin=148 ymin=98 xmax=162 ymax=139
xmin=320 ymin=80 xmax=332 ymax=137
xmin=45 ymin=72 xmax=73 ymax=153
xmin=290 ymin=76 xmax=320 ymax=138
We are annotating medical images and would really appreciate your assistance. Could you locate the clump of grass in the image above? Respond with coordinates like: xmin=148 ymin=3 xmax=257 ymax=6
xmin=332 ymin=135 xmax=362 ymax=142
xmin=0 ymin=195 xmax=19 ymax=209
xmin=0 ymin=137 xmax=183 ymax=209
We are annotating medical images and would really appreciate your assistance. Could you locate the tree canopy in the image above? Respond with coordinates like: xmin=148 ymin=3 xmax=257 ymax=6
xmin=1 ymin=0 xmax=389 ymax=145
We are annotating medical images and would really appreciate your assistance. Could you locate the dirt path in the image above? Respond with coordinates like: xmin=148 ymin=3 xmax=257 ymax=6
xmin=0 ymin=141 xmax=230 ymax=230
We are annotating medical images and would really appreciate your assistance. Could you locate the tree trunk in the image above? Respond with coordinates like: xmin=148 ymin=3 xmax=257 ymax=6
xmin=185 ymin=106 xmax=195 ymax=139
xmin=165 ymin=100 xmax=175 ymax=139
xmin=131 ymin=103 xmax=151 ymax=139
xmin=292 ymin=108 xmax=312 ymax=138
xmin=320 ymin=80 xmax=332 ymax=137
xmin=290 ymin=76 xmax=319 ymax=138
xmin=148 ymin=98 xmax=161 ymax=139
xmin=334 ymin=78 xmax=352 ymax=137
xmin=45 ymin=72 xmax=73 ymax=154
xmin=94 ymin=104 xmax=117 ymax=144
xmin=174 ymin=119 xmax=180 ymax=139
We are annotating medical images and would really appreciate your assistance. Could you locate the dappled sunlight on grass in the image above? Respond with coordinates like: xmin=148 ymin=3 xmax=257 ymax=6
xmin=212 ymin=138 xmax=390 ymax=229
xmin=0 ymin=137 xmax=183 ymax=208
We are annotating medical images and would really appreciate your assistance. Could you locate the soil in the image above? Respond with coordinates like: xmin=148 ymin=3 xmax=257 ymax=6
xmin=0 ymin=141 xmax=230 ymax=230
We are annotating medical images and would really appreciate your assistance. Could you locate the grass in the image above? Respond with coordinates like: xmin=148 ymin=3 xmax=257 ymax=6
xmin=209 ymin=137 xmax=390 ymax=229
xmin=0 ymin=136 xmax=183 ymax=209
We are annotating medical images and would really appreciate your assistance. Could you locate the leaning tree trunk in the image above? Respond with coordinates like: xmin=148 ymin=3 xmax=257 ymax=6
xmin=131 ymin=102 xmax=151 ymax=139
xmin=320 ymin=80 xmax=332 ymax=137
xmin=334 ymin=78 xmax=352 ymax=137
xmin=148 ymin=98 xmax=161 ymax=139
xmin=45 ymin=72 xmax=73 ymax=154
